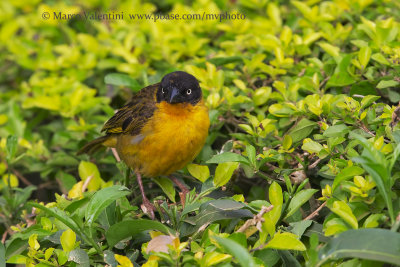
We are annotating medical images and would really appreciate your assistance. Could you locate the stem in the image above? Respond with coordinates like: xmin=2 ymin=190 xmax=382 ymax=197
xmin=125 ymin=168 xmax=130 ymax=187
xmin=303 ymin=202 xmax=327 ymax=221
xmin=391 ymin=213 xmax=400 ymax=232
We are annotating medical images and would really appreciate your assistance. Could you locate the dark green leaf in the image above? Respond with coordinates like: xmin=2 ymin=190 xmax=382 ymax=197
xmin=278 ymin=250 xmax=302 ymax=267
xmin=206 ymin=152 xmax=249 ymax=164
xmin=288 ymin=118 xmax=317 ymax=143
xmin=350 ymin=82 xmax=377 ymax=97
xmin=106 ymin=220 xmax=175 ymax=247
xmin=85 ymin=185 xmax=130 ymax=227
xmin=5 ymin=238 xmax=28 ymax=259
xmin=326 ymin=55 xmax=357 ymax=87
xmin=285 ymin=189 xmax=318 ymax=218
xmin=68 ymin=249 xmax=90 ymax=267
xmin=318 ymin=229 xmax=400 ymax=266
xmin=104 ymin=250 xmax=118 ymax=267
xmin=289 ymin=220 xmax=313 ymax=238
xmin=181 ymin=199 xmax=253 ymax=236
xmin=0 ymin=242 xmax=5 ymax=267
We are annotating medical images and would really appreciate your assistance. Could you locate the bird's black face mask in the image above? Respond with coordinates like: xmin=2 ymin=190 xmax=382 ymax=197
xmin=157 ymin=71 xmax=202 ymax=105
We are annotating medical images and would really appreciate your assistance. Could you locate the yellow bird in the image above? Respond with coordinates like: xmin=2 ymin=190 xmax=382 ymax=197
xmin=78 ymin=71 xmax=210 ymax=218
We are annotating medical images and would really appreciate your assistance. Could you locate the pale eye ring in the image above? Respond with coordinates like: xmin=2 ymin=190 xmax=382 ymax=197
xmin=186 ymin=89 xmax=192 ymax=95
xmin=162 ymin=88 xmax=165 ymax=94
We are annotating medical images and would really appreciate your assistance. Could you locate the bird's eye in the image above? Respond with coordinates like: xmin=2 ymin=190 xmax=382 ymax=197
xmin=162 ymin=88 xmax=166 ymax=94
xmin=186 ymin=89 xmax=192 ymax=95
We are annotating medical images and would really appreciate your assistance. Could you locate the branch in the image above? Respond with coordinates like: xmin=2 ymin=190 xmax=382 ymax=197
xmin=303 ymin=201 xmax=327 ymax=221
xmin=237 ymin=205 xmax=274 ymax=233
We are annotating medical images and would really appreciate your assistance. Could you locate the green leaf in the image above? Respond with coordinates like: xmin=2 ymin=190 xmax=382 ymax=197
xmin=104 ymin=250 xmax=118 ymax=267
xmin=329 ymin=201 xmax=358 ymax=229
xmin=282 ymin=135 xmax=292 ymax=150
xmin=376 ymin=80 xmax=399 ymax=89
xmin=318 ymin=229 xmax=400 ymax=266
xmin=324 ymin=218 xmax=349 ymax=236
xmin=104 ymin=73 xmax=141 ymax=90
xmin=253 ymin=87 xmax=272 ymax=106
xmin=350 ymin=81 xmax=377 ymax=97
xmin=323 ymin=124 xmax=349 ymax=138
xmin=289 ymin=220 xmax=313 ymax=238
xmin=246 ymin=145 xmax=256 ymax=167
xmin=181 ymin=199 xmax=253 ymax=237
xmin=106 ymin=220 xmax=175 ymax=247
xmin=351 ymin=133 xmax=394 ymax=223
xmin=265 ymin=232 xmax=306 ymax=251
xmin=28 ymin=202 xmax=82 ymax=239
xmin=214 ymin=162 xmax=239 ymax=187
xmin=371 ymin=53 xmax=390 ymax=65
xmin=285 ymin=189 xmax=318 ymax=219
xmin=6 ymin=255 xmax=27 ymax=265
xmin=0 ymin=242 xmax=4 ymax=267
xmin=358 ymin=46 xmax=371 ymax=68
xmin=360 ymin=95 xmax=380 ymax=109
xmin=278 ymin=250 xmax=302 ymax=267
xmin=254 ymin=249 xmax=280 ymax=267
xmin=269 ymin=182 xmax=283 ymax=207
xmin=288 ymin=118 xmax=317 ymax=143
xmin=68 ymin=249 xmax=90 ymax=267
xmin=318 ymin=42 xmax=340 ymax=58
xmin=187 ymin=164 xmax=210 ymax=182
xmin=85 ymin=185 xmax=130 ymax=226
xmin=5 ymin=238 xmax=28 ymax=259
xmin=326 ymin=54 xmax=357 ymax=87
xmin=268 ymin=182 xmax=283 ymax=225
xmin=206 ymin=152 xmax=249 ymax=164
xmin=302 ymin=140 xmax=323 ymax=154
xmin=214 ymin=236 xmax=256 ymax=267
xmin=153 ymin=177 xmax=175 ymax=202
xmin=332 ymin=166 xmax=364 ymax=191
xmin=363 ymin=213 xmax=384 ymax=228
xmin=6 ymin=135 xmax=17 ymax=162
xmin=60 ymin=229 xmax=76 ymax=253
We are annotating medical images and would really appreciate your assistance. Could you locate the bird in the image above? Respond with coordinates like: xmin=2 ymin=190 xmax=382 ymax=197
xmin=78 ymin=71 xmax=210 ymax=219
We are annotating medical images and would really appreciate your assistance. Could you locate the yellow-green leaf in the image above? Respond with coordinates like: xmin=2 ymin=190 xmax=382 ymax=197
xmin=187 ymin=164 xmax=210 ymax=182
xmin=330 ymin=201 xmax=358 ymax=229
xmin=115 ymin=254 xmax=133 ymax=267
xmin=358 ymin=46 xmax=371 ymax=69
xmin=29 ymin=234 xmax=40 ymax=250
xmin=60 ymin=229 xmax=76 ymax=253
xmin=214 ymin=162 xmax=239 ymax=187
xmin=78 ymin=161 xmax=102 ymax=191
xmin=265 ymin=232 xmax=306 ymax=251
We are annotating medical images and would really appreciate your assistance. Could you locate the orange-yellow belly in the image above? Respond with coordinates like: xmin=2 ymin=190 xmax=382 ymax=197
xmin=116 ymin=100 xmax=209 ymax=177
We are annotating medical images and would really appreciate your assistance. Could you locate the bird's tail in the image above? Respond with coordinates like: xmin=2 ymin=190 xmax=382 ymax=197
xmin=77 ymin=135 xmax=112 ymax=155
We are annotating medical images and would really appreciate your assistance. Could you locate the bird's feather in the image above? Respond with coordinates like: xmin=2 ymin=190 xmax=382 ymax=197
xmin=101 ymin=83 xmax=158 ymax=136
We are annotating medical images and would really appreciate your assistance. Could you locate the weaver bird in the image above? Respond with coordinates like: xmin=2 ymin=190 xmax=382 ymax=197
xmin=78 ymin=71 xmax=210 ymax=218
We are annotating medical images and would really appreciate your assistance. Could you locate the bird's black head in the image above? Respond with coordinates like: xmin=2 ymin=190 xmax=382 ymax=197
xmin=156 ymin=71 xmax=202 ymax=105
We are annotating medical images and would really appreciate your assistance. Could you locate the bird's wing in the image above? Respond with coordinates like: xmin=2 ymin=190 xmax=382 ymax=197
xmin=101 ymin=83 xmax=158 ymax=136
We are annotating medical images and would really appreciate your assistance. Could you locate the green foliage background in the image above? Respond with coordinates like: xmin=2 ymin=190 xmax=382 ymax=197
xmin=1 ymin=0 xmax=400 ymax=266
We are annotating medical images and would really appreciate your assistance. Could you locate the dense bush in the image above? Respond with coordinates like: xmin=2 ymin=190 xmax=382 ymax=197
xmin=1 ymin=0 xmax=400 ymax=266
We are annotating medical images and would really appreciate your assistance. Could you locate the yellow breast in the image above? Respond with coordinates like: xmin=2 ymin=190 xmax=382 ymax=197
xmin=116 ymin=100 xmax=209 ymax=177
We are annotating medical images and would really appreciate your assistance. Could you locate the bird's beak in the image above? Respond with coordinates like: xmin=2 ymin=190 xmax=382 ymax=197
xmin=169 ymin=87 xmax=180 ymax=103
